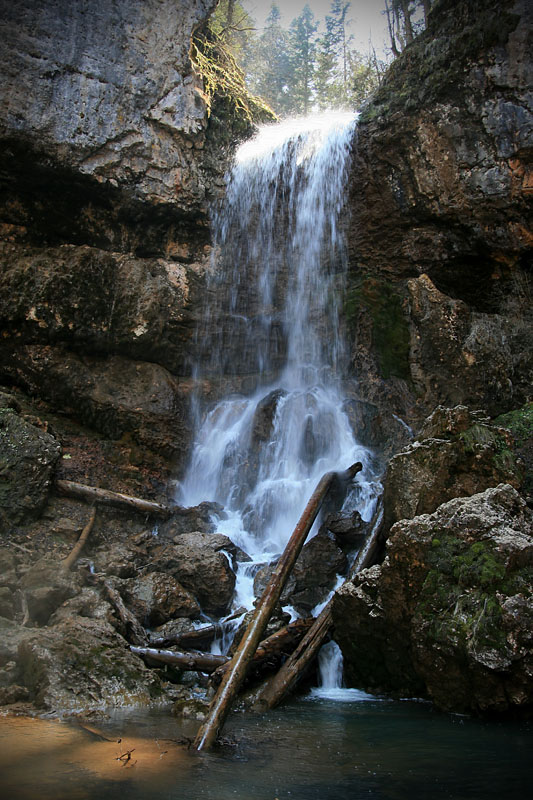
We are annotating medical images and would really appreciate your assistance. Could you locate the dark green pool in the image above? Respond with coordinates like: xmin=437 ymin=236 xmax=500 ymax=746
xmin=1 ymin=691 xmax=531 ymax=800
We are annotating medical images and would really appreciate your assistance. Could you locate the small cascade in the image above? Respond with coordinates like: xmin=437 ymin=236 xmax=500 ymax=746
xmin=179 ymin=112 xmax=381 ymax=644
xmin=311 ymin=640 xmax=378 ymax=702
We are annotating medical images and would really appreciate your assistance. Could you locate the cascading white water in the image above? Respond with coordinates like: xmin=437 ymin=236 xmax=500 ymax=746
xmin=179 ymin=112 xmax=380 ymax=619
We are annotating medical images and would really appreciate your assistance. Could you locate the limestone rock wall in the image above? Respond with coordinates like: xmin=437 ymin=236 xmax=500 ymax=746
xmin=0 ymin=0 xmax=227 ymax=475
xmin=346 ymin=0 xmax=533 ymax=449
xmin=0 ymin=0 xmax=216 ymax=212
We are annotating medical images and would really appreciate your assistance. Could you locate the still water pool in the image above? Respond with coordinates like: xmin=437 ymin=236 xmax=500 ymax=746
xmin=1 ymin=692 xmax=530 ymax=800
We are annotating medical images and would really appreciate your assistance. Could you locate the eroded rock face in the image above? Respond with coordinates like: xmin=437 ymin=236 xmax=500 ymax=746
xmin=0 ymin=407 xmax=61 ymax=526
xmin=333 ymin=485 xmax=533 ymax=715
xmin=383 ymin=405 xmax=522 ymax=530
xmin=347 ymin=0 xmax=533 ymax=436
xmin=0 ymin=346 xmax=190 ymax=461
xmin=0 ymin=0 xmax=216 ymax=211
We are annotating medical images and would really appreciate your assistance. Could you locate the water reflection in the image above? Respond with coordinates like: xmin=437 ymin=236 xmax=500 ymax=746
xmin=1 ymin=697 xmax=531 ymax=800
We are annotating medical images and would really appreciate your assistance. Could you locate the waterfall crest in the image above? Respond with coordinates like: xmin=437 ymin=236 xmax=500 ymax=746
xmin=179 ymin=112 xmax=379 ymax=613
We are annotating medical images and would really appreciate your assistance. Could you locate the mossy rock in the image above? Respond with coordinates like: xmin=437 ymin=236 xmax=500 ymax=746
xmin=345 ymin=276 xmax=410 ymax=381
xmin=495 ymin=402 xmax=533 ymax=498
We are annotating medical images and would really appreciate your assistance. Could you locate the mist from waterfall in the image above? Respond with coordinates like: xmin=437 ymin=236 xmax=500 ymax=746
xmin=179 ymin=112 xmax=380 ymax=615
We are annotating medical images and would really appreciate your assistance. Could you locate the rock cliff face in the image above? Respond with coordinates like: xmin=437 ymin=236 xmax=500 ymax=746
xmin=346 ymin=0 xmax=533 ymax=449
xmin=335 ymin=0 xmax=533 ymax=715
xmin=0 ymin=0 xmax=235 ymax=478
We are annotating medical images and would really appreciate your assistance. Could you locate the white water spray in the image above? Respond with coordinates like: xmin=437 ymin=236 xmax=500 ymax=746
xmin=179 ymin=113 xmax=380 ymax=627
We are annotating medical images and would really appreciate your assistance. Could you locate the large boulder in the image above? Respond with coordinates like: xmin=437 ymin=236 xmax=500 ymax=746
xmin=383 ymin=406 xmax=522 ymax=530
xmin=0 ymin=407 xmax=61 ymax=527
xmin=120 ymin=571 xmax=200 ymax=626
xmin=151 ymin=533 xmax=238 ymax=616
xmin=17 ymin=615 xmax=164 ymax=710
xmin=332 ymin=484 xmax=533 ymax=716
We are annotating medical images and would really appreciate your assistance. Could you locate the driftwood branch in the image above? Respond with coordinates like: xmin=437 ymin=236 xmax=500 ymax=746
xmin=62 ymin=508 xmax=96 ymax=571
xmin=103 ymin=580 xmax=147 ymax=646
xmin=56 ymin=479 xmax=172 ymax=518
xmin=133 ymin=619 xmax=313 ymax=679
xmin=130 ymin=646 xmax=229 ymax=672
xmin=193 ymin=463 xmax=362 ymax=751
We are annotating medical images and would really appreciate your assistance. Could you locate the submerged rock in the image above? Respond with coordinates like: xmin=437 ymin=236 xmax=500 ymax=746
xmin=333 ymin=484 xmax=533 ymax=716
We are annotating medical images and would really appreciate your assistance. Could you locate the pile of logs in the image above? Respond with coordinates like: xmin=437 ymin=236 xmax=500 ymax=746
xmin=58 ymin=467 xmax=383 ymax=753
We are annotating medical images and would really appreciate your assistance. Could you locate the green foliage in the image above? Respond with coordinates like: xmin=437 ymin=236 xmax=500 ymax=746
xmin=289 ymin=4 xmax=318 ymax=114
xmin=495 ymin=403 xmax=533 ymax=448
xmin=243 ymin=4 xmax=294 ymax=116
xmin=204 ymin=1 xmax=382 ymax=118
xmin=191 ymin=26 xmax=275 ymax=126
xmin=344 ymin=276 xmax=410 ymax=381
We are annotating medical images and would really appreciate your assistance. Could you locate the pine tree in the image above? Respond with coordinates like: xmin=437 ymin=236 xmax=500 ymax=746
xmin=248 ymin=4 xmax=293 ymax=116
xmin=288 ymin=4 xmax=318 ymax=114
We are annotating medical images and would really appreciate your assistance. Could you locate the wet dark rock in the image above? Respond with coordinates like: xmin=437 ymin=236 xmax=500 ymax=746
xmin=254 ymin=530 xmax=347 ymax=616
xmin=333 ymin=484 xmax=533 ymax=716
xmin=162 ymin=501 xmax=225 ymax=536
xmin=18 ymin=615 xmax=164 ymax=710
xmin=321 ymin=510 xmax=368 ymax=547
xmin=121 ymin=571 xmax=201 ymax=625
xmin=383 ymin=406 xmax=522 ymax=531
xmin=151 ymin=534 xmax=237 ymax=616
xmin=0 ymin=407 xmax=61 ymax=527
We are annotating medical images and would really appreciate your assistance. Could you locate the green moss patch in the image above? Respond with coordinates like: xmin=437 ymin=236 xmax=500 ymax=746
xmin=459 ymin=423 xmax=518 ymax=475
xmin=416 ymin=533 xmax=529 ymax=655
xmin=345 ymin=276 xmax=410 ymax=381
xmin=495 ymin=403 xmax=533 ymax=496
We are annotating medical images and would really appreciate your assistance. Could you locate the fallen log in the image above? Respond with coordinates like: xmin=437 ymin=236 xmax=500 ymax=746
xmin=130 ymin=646 xmax=230 ymax=672
xmin=252 ymin=504 xmax=384 ymax=711
xmin=211 ymin=618 xmax=314 ymax=685
xmin=56 ymin=479 xmax=172 ymax=518
xmin=62 ymin=507 xmax=97 ymax=571
xmin=136 ymin=619 xmax=314 ymax=680
xmin=193 ymin=462 xmax=362 ymax=751
xmin=103 ymin=580 xmax=147 ymax=646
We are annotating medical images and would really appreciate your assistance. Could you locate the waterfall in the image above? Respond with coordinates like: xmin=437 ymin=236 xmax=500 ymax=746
xmin=179 ymin=112 xmax=380 ymax=620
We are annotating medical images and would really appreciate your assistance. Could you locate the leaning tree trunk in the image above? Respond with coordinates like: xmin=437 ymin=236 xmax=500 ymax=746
xmin=193 ymin=463 xmax=361 ymax=751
